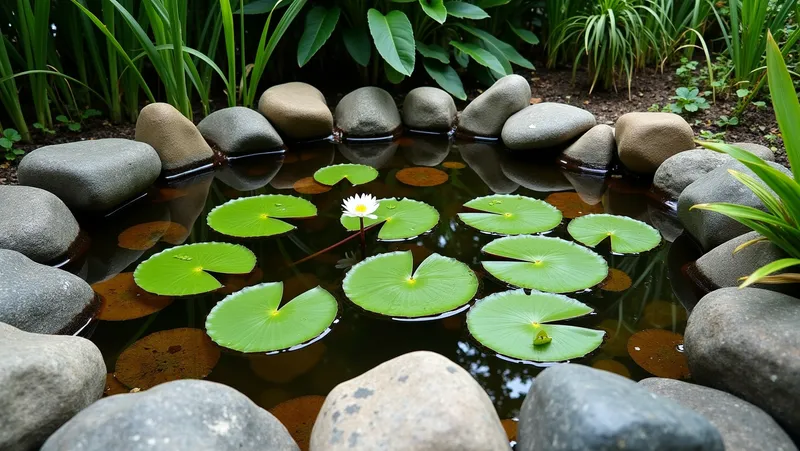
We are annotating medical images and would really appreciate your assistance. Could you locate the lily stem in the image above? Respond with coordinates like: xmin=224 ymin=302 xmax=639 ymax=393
xmin=359 ymin=217 xmax=366 ymax=259
xmin=291 ymin=223 xmax=377 ymax=266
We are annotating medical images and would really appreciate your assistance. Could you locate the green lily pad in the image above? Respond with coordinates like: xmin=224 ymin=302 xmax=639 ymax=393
xmin=205 ymin=282 xmax=338 ymax=353
xmin=467 ymin=289 xmax=605 ymax=362
xmin=458 ymin=194 xmax=563 ymax=235
xmin=341 ymin=198 xmax=439 ymax=241
xmin=313 ymin=163 xmax=379 ymax=186
xmin=134 ymin=242 xmax=257 ymax=296
xmin=342 ymin=251 xmax=478 ymax=318
xmin=207 ymin=194 xmax=317 ymax=238
xmin=481 ymin=235 xmax=608 ymax=293
xmin=567 ymin=214 xmax=662 ymax=254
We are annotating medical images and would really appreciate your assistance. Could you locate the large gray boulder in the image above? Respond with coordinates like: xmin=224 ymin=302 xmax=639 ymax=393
xmin=616 ymin=112 xmax=694 ymax=174
xmin=135 ymin=103 xmax=214 ymax=172
xmin=517 ymin=363 xmax=724 ymax=451
xmin=559 ymin=124 xmax=615 ymax=170
xmin=335 ymin=87 xmax=401 ymax=138
xmin=402 ymin=87 xmax=457 ymax=132
xmin=459 ymin=74 xmax=530 ymax=137
xmin=309 ymin=351 xmax=508 ymax=451
xmin=259 ymin=82 xmax=333 ymax=141
xmin=0 ymin=322 xmax=105 ymax=450
xmin=0 ymin=185 xmax=80 ymax=262
xmin=501 ymin=103 xmax=597 ymax=150
xmin=678 ymin=160 xmax=792 ymax=250
xmin=18 ymin=138 xmax=160 ymax=212
xmin=198 ymin=107 xmax=283 ymax=155
xmin=0 ymin=249 xmax=96 ymax=335
xmin=42 ymin=379 xmax=299 ymax=451
xmin=640 ymin=378 xmax=797 ymax=451
xmin=685 ymin=288 xmax=800 ymax=433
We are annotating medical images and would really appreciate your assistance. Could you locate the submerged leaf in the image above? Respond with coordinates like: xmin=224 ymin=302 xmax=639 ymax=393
xmin=117 ymin=221 xmax=189 ymax=250
xmin=93 ymin=273 xmax=173 ymax=321
xmin=395 ymin=167 xmax=449 ymax=187
xmin=208 ymin=194 xmax=317 ymax=238
xmin=568 ymin=214 xmax=661 ymax=254
xmin=459 ymin=194 xmax=562 ymax=235
xmin=269 ymin=395 xmax=326 ymax=451
xmin=627 ymin=329 xmax=689 ymax=379
xmin=545 ymin=192 xmax=604 ymax=219
xmin=313 ymin=163 xmax=378 ymax=186
xmin=341 ymin=198 xmax=439 ymax=240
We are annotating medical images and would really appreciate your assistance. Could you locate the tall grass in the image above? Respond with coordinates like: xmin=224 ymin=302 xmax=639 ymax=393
xmin=0 ymin=27 xmax=30 ymax=141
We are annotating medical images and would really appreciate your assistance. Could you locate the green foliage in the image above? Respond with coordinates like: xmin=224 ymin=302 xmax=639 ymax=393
xmin=341 ymin=198 xmax=439 ymax=241
xmin=715 ymin=115 xmax=739 ymax=127
xmin=0 ymin=129 xmax=24 ymax=161
xmin=314 ymin=163 xmax=379 ymax=186
xmin=697 ymin=129 xmax=726 ymax=142
xmin=667 ymin=87 xmax=710 ymax=114
xmin=458 ymin=194 xmax=563 ymax=235
xmin=567 ymin=214 xmax=661 ymax=254
xmin=207 ymin=194 xmax=317 ymax=238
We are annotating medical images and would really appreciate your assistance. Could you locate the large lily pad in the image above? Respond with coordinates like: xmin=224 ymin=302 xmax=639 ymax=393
xmin=343 ymin=251 xmax=478 ymax=318
xmin=206 ymin=282 xmax=338 ymax=353
xmin=466 ymin=289 xmax=604 ymax=362
xmin=207 ymin=194 xmax=317 ymax=238
xmin=134 ymin=242 xmax=257 ymax=296
xmin=341 ymin=198 xmax=439 ymax=241
xmin=567 ymin=213 xmax=662 ymax=254
xmin=313 ymin=163 xmax=378 ymax=186
xmin=458 ymin=194 xmax=562 ymax=235
xmin=481 ymin=235 xmax=608 ymax=293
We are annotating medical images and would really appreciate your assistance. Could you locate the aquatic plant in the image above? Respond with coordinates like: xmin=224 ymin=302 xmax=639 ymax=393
xmin=314 ymin=163 xmax=379 ymax=186
xmin=459 ymin=194 xmax=563 ymax=235
xmin=342 ymin=193 xmax=379 ymax=257
xmin=567 ymin=214 xmax=661 ymax=254
xmin=207 ymin=194 xmax=317 ymax=237
xmin=341 ymin=198 xmax=439 ymax=241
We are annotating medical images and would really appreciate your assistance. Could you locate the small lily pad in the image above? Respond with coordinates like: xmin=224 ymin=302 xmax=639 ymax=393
xmin=481 ymin=235 xmax=608 ymax=293
xmin=207 ymin=194 xmax=317 ymax=238
xmin=313 ymin=163 xmax=378 ymax=186
xmin=627 ymin=329 xmax=689 ymax=379
xmin=134 ymin=242 xmax=257 ymax=296
xmin=459 ymin=194 xmax=563 ymax=235
xmin=568 ymin=214 xmax=661 ymax=254
xmin=93 ymin=272 xmax=173 ymax=321
xmin=466 ymin=289 xmax=605 ymax=362
xmin=395 ymin=167 xmax=449 ymax=187
xmin=343 ymin=251 xmax=478 ymax=318
xmin=545 ymin=192 xmax=604 ymax=219
xmin=205 ymin=282 xmax=338 ymax=353
xmin=341 ymin=198 xmax=439 ymax=241
xmin=117 ymin=221 xmax=189 ymax=250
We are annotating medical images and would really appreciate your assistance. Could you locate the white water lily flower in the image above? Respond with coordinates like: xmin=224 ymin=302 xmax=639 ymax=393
xmin=342 ymin=194 xmax=379 ymax=219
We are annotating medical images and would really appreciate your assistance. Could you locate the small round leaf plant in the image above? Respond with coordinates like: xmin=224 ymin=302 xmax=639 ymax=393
xmin=314 ymin=163 xmax=379 ymax=186
xmin=207 ymin=194 xmax=317 ymax=238
xmin=459 ymin=194 xmax=562 ymax=235
xmin=567 ymin=214 xmax=661 ymax=254
xmin=341 ymin=197 xmax=439 ymax=241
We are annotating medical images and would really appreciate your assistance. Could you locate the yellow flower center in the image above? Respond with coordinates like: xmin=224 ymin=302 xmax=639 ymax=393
xmin=355 ymin=204 xmax=367 ymax=213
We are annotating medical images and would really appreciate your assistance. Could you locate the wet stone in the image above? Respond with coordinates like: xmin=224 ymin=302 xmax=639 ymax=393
xmin=259 ymin=82 xmax=333 ymax=141
xmin=402 ymin=87 xmax=457 ymax=132
xmin=459 ymin=74 xmax=530 ymax=137
xmin=616 ymin=112 xmax=694 ymax=174
xmin=135 ymin=103 xmax=214 ymax=172
xmin=335 ymin=87 xmax=401 ymax=138
xmin=501 ymin=103 xmax=597 ymax=150
xmin=198 ymin=107 xmax=283 ymax=155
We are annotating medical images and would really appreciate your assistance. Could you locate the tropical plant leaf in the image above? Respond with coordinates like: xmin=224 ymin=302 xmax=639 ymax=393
xmin=459 ymin=194 xmax=562 ymax=235
xmin=508 ymin=22 xmax=539 ymax=44
xmin=297 ymin=6 xmax=341 ymax=67
xmin=481 ymin=235 xmax=608 ymax=293
xmin=467 ymin=289 xmax=604 ymax=362
xmin=342 ymin=26 xmax=371 ymax=67
xmin=343 ymin=251 xmax=477 ymax=317
xmin=449 ymin=40 xmax=505 ymax=75
xmin=134 ymin=242 xmax=257 ymax=296
xmin=419 ymin=0 xmax=447 ymax=24
xmin=367 ymin=9 xmax=415 ymax=76
xmin=207 ymin=194 xmax=317 ymax=238
xmin=341 ymin=198 xmax=440 ymax=240
xmin=314 ymin=163 xmax=379 ymax=186
xmin=567 ymin=214 xmax=661 ymax=254
xmin=444 ymin=1 xmax=489 ymax=19
xmin=766 ymin=32 xmax=800 ymax=179
xmin=237 ymin=0 xmax=287 ymax=14
xmin=455 ymin=23 xmax=533 ymax=70
xmin=416 ymin=41 xmax=450 ymax=63
xmin=206 ymin=282 xmax=338 ymax=352
xmin=423 ymin=60 xmax=466 ymax=100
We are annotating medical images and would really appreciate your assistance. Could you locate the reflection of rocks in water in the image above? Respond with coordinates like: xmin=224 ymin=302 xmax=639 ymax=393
xmin=337 ymin=140 xmax=398 ymax=169
xmin=561 ymin=170 xmax=606 ymax=205
xmin=164 ymin=172 xmax=214 ymax=245
xmin=500 ymin=154 xmax=572 ymax=193
xmin=215 ymin=155 xmax=283 ymax=192
xmin=249 ymin=341 xmax=327 ymax=384
xmin=648 ymin=204 xmax=683 ymax=243
xmin=602 ymin=185 xmax=649 ymax=221
xmin=457 ymin=142 xmax=519 ymax=194
xmin=402 ymin=136 xmax=451 ymax=167
xmin=270 ymin=144 xmax=336 ymax=190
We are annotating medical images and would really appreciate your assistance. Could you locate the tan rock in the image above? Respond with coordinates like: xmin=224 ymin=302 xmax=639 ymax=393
xmin=258 ymin=82 xmax=333 ymax=141
xmin=134 ymin=103 xmax=214 ymax=172
xmin=615 ymin=112 xmax=694 ymax=174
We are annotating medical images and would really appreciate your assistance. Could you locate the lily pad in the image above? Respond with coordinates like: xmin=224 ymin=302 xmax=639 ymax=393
xmin=395 ymin=167 xmax=449 ymax=187
xmin=313 ymin=163 xmax=378 ymax=186
xmin=343 ymin=251 xmax=478 ymax=318
xmin=93 ymin=272 xmax=173 ymax=321
xmin=341 ymin=198 xmax=439 ymax=241
xmin=117 ymin=221 xmax=189 ymax=250
xmin=205 ymin=282 xmax=338 ymax=353
xmin=458 ymin=194 xmax=563 ymax=235
xmin=134 ymin=242 xmax=257 ymax=296
xmin=481 ymin=235 xmax=608 ymax=293
xmin=207 ymin=194 xmax=317 ymax=238
xmin=466 ymin=289 xmax=605 ymax=362
xmin=567 ymin=214 xmax=661 ymax=254
xmin=627 ymin=329 xmax=689 ymax=379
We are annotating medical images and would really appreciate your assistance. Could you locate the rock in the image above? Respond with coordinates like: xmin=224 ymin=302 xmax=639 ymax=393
xmin=335 ymin=87 xmax=401 ymax=138
xmin=42 ymin=379 xmax=299 ymax=451
xmin=640 ymin=378 xmax=797 ymax=451
xmin=616 ymin=112 xmax=695 ymax=174
xmin=732 ymin=142 xmax=776 ymax=161
xmin=685 ymin=287 xmax=800 ymax=433
xmin=198 ymin=107 xmax=283 ymax=155
xmin=559 ymin=124 xmax=615 ymax=169
xmin=402 ymin=87 xmax=457 ymax=132
xmin=258 ymin=82 xmax=333 ymax=141
xmin=0 ymin=185 xmax=80 ymax=263
xmin=135 ymin=103 xmax=214 ymax=172
xmin=18 ymin=139 xmax=160 ymax=212
xmin=0 ymin=249 xmax=97 ymax=335
xmin=459 ymin=74 xmax=530 ymax=137
xmin=309 ymin=351 xmax=508 ymax=451
xmin=518 ymin=363 xmax=724 ymax=451
xmin=459 ymin=142 xmax=519 ymax=194
xmin=677 ymin=160 xmax=793 ymax=250
xmin=501 ymin=103 xmax=597 ymax=150
xmin=0 ymin=322 xmax=105 ymax=450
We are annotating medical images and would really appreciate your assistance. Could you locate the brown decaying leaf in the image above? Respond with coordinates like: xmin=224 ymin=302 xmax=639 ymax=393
xmin=104 ymin=373 xmax=130 ymax=397
xmin=269 ymin=395 xmax=326 ymax=451
xmin=641 ymin=300 xmax=687 ymax=329
xmin=93 ymin=272 xmax=173 ymax=321
xmin=442 ymin=161 xmax=466 ymax=169
xmin=599 ymin=268 xmax=632 ymax=292
xmin=395 ymin=167 xmax=449 ymax=187
xmin=501 ymin=419 xmax=518 ymax=441
xmin=293 ymin=176 xmax=332 ymax=195
xmin=545 ymin=192 xmax=604 ymax=219
xmin=117 ymin=221 xmax=189 ymax=250
xmin=152 ymin=188 xmax=188 ymax=203
xmin=627 ymin=329 xmax=690 ymax=379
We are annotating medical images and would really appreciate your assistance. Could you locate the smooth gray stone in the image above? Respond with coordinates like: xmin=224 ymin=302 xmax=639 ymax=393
xmin=18 ymin=138 xmax=160 ymax=211
xmin=0 ymin=322 xmax=105 ymax=450
xmin=42 ymin=380 xmax=299 ymax=451
xmin=0 ymin=185 xmax=80 ymax=262
xmin=458 ymin=142 xmax=520 ymax=194
xmin=502 ymin=103 xmax=597 ymax=150
xmin=732 ymin=142 xmax=776 ymax=161
xmin=198 ymin=106 xmax=283 ymax=155
xmin=559 ymin=124 xmax=615 ymax=169
xmin=402 ymin=87 xmax=457 ymax=132
xmin=335 ymin=87 xmax=401 ymax=138
xmin=459 ymin=74 xmax=530 ymax=137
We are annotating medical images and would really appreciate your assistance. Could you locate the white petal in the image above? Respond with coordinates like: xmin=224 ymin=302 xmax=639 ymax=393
xmin=365 ymin=214 xmax=378 ymax=219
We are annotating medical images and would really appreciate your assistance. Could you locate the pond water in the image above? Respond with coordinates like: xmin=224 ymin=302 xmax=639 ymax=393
xmin=75 ymin=136 xmax=688 ymax=421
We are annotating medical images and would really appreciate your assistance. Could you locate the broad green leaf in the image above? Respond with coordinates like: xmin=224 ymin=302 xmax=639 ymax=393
xmin=385 ymin=61 xmax=406 ymax=84
xmin=567 ymin=214 xmax=661 ymax=254
xmin=423 ymin=60 xmax=467 ymax=100
xmin=341 ymin=198 xmax=439 ymax=240
xmin=449 ymin=40 xmax=505 ymax=75
xmin=766 ymin=33 xmax=800 ymax=179
xmin=134 ymin=243 xmax=256 ymax=296
xmin=467 ymin=289 xmax=604 ymax=362
xmin=342 ymin=26 xmax=372 ymax=67
xmin=459 ymin=194 xmax=562 ymax=235
xmin=207 ymin=195 xmax=317 ymax=238
xmin=343 ymin=251 xmax=477 ymax=317
xmin=314 ymin=163 xmax=379 ymax=186
xmin=368 ymin=9 xmax=416 ymax=76
xmin=297 ymin=6 xmax=341 ymax=67
xmin=416 ymin=41 xmax=450 ymax=63
xmin=482 ymin=236 xmax=608 ymax=293
xmin=508 ymin=22 xmax=539 ymax=44
xmin=206 ymin=283 xmax=338 ymax=352
xmin=455 ymin=23 xmax=534 ymax=70
xmin=419 ymin=0 xmax=447 ymax=24
xmin=444 ymin=1 xmax=489 ymax=19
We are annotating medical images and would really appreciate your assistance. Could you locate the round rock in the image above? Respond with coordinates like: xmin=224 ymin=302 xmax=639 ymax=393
xmin=616 ymin=112 xmax=695 ymax=174
xmin=502 ymin=103 xmax=597 ymax=150
xmin=335 ymin=87 xmax=401 ymax=138
xmin=559 ymin=123 xmax=615 ymax=169
xmin=258 ymin=82 xmax=333 ymax=141
xmin=135 ymin=103 xmax=214 ymax=172
xmin=459 ymin=74 xmax=530 ymax=137
xmin=402 ymin=87 xmax=457 ymax=132
xmin=198 ymin=107 xmax=283 ymax=155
